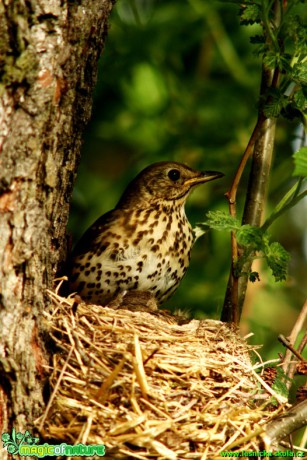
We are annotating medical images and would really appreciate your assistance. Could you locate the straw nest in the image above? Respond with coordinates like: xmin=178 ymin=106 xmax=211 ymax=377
xmin=37 ymin=287 xmax=288 ymax=460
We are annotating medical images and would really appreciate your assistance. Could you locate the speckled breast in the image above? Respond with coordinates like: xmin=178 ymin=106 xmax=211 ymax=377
xmin=69 ymin=202 xmax=195 ymax=305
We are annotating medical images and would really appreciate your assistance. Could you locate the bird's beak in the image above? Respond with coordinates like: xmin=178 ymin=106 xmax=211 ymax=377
xmin=184 ymin=171 xmax=224 ymax=187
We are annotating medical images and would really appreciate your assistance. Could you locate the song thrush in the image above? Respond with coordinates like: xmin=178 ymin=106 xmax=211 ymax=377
xmin=68 ymin=161 xmax=223 ymax=306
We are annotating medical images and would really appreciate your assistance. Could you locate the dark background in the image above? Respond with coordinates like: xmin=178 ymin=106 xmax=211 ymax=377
xmin=68 ymin=0 xmax=306 ymax=363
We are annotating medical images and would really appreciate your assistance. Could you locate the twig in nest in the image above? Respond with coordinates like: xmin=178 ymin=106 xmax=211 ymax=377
xmin=38 ymin=346 xmax=74 ymax=432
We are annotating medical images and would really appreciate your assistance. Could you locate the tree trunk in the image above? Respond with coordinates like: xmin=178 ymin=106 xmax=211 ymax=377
xmin=0 ymin=0 xmax=114 ymax=449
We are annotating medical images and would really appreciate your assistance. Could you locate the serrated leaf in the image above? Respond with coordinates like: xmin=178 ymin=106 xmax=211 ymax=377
xmin=205 ymin=210 xmax=240 ymax=232
xmin=263 ymin=99 xmax=284 ymax=117
xmin=272 ymin=367 xmax=290 ymax=399
xmin=263 ymin=90 xmax=288 ymax=118
xmin=293 ymin=89 xmax=306 ymax=110
xmin=263 ymin=52 xmax=279 ymax=70
xmin=250 ymin=34 xmax=265 ymax=44
xmin=240 ymin=4 xmax=261 ymax=25
xmin=236 ymin=225 xmax=264 ymax=249
xmin=264 ymin=241 xmax=290 ymax=282
xmin=293 ymin=146 xmax=307 ymax=177
xmin=292 ymin=62 xmax=307 ymax=85
xmin=264 ymin=52 xmax=293 ymax=73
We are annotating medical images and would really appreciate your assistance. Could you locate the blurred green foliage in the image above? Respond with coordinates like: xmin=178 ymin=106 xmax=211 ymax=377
xmin=69 ymin=0 xmax=306 ymax=357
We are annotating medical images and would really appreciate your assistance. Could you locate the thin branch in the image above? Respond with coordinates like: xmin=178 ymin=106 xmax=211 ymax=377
xmin=297 ymin=330 xmax=307 ymax=356
xmin=225 ymin=113 xmax=267 ymax=213
xmin=237 ymin=74 xmax=279 ymax=313
xmin=227 ymin=401 xmax=307 ymax=453
xmin=263 ymin=400 xmax=307 ymax=446
xmin=281 ymin=298 xmax=307 ymax=385
xmin=222 ymin=37 xmax=281 ymax=324
xmin=278 ymin=334 xmax=306 ymax=362
xmin=222 ymin=114 xmax=266 ymax=323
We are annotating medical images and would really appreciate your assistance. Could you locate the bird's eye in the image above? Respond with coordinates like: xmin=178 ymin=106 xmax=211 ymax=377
xmin=168 ymin=169 xmax=181 ymax=181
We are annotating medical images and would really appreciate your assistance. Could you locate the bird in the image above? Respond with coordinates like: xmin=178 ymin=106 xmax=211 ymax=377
xmin=68 ymin=161 xmax=223 ymax=307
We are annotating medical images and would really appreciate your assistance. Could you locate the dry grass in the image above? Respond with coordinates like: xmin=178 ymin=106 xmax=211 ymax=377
xmin=36 ymin=287 xmax=288 ymax=459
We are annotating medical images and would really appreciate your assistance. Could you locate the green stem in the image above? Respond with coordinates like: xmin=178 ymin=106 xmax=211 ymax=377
xmin=188 ymin=0 xmax=250 ymax=86
xmin=128 ymin=0 xmax=142 ymax=26
xmin=261 ymin=0 xmax=280 ymax=51
xmin=272 ymin=178 xmax=302 ymax=214
xmin=262 ymin=188 xmax=307 ymax=231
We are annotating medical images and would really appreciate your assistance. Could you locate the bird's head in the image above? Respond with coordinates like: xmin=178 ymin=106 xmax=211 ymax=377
xmin=116 ymin=161 xmax=224 ymax=209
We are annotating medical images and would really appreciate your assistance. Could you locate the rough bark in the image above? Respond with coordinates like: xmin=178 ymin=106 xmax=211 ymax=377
xmin=0 ymin=0 xmax=114 ymax=446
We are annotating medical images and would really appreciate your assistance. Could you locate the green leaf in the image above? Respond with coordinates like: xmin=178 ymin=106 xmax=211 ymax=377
xmin=293 ymin=88 xmax=307 ymax=110
xmin=272 ymin=367 xmax=290 ymax=399
xmin=205 ymin=211 xmax=240 ymax=231
xmin=263 ymin=89 xmax=289 ymax=118
xmin=263 ymin=52 xmax=292 ymax=73
xmin=264 ymin=242 xmax=290 ymax=282
xmin=263 ymin=99 xmax=284 ymax=117
xmin=293 ymin=146 xmax=307 ymax=177
xmin=236 ymin=225 xmax=263 ymax=249
xmin=263 ymin=51 xmax=279 ymax=70
xmin=292 ymin=62 xmax=307 ymax=85
xmin=240 ymin=4 xmax=261 ymax=25
xmin=250 ymin=34 xmax=265 ymax=44
xmin=205 ymin=211 xmax=291 ymax=283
